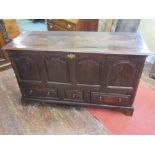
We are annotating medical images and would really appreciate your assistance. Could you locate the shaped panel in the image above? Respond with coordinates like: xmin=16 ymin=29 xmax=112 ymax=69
xmin=76 ymin=59 xmax=100 ymax=85
xmin=12 ymin=54 xmax=41 ymax=81
xmin=107 ymin=58 xmax=138 ymax=88
xmin=44 ymin=56 xmax=70 ymax=83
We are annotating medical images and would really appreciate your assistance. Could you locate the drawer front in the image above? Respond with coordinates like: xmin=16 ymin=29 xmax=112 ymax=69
xmin=91 ymin=92 xmax=131 ymax=106
xmin=64 ymin=89 xmax=83 ymax=101
xmin=23 ymin=87 xmax=58 ymax=99
xmin=48 ymin=19 xmax=76 ymax=30
xmin=47 ymin=23 xmax=68 ymax=31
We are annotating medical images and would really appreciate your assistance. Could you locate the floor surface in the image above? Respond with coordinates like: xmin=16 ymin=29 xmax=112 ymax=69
xmin=87 ymin=63 xmax=155 ymax=134
xmin=0 ymin=69 xmax=109 ymax=135
xmin=2 ymin=20 xmax=155 ymax=134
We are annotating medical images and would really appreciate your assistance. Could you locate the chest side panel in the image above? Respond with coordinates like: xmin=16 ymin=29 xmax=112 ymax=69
xmin=105 ymin=55 xmax=145 ymax=92
xmin=9 ymin=52 xmax=41 ymax=82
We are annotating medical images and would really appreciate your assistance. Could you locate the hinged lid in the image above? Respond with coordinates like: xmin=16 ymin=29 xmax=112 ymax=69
xmin=2 ymin=31 xmax=150 ymax=55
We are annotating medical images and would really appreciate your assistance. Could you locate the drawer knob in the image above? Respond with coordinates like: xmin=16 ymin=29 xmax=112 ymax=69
xmin=118 ymin=98 xmax=122 ymax=103
xmin=47 ymin=91 xmax=51 ymax=96
xmin=72 ymin=92 xmax=76 ymax=99
xmin=99 ymin=96 xmax=102 ymax=101
xmin=67 ymin=54 xmax=76 ymax=59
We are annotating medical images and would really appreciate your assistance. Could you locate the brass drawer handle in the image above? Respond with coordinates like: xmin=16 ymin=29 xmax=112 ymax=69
xmin=67 ymin=24 xmax=72 ymax=29
xmin=67 ymin=54 xmax=76 ymax=59
xmin=47 ymin=91 xmax=50 ymax=96
xmin=118 ymin=98 xmax=122 ymax=103
xmin=99 ymin=96 xmax=102 ymax=101
xmin=72 ymin=92 xmax=76 ymax=99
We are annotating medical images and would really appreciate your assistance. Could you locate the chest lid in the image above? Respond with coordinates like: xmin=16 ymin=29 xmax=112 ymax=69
xmin=2 ymin=31 xmax=150 ymax=55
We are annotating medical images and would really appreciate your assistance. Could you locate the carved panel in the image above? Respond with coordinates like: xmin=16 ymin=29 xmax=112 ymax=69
xmin=44 ymin=56 xmax=70 ymax=83
xmin=107 ymin=60 xmax=137 ymax=87
xmin=76 ymin=59 xmax=100 ymax=85
xmin=12 ymin=54 xmax=41 ymax=81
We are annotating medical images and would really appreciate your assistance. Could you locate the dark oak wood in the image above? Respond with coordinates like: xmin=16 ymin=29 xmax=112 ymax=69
xmin=2 ymin=31 xmax=150 ymax=116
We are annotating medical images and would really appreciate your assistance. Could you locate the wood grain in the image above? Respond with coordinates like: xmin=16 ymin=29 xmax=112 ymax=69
xmin=2 ymin=31 xmax=150 ymax=55
xmin=76 ymin=19 xmax=98 ymax=31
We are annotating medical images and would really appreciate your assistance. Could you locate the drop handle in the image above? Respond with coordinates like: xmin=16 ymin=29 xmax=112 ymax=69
xmin=118 ymin=98 xmax=122 ymax=103
xmin=72 ymin=92 xmax=76 ymax=99
xmin=47 ymin=91 xmax=50 ymax=96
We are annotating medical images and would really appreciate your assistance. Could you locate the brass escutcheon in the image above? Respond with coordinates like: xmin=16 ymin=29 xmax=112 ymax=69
xmin=67 ymin=54 xmax=76 ymax=59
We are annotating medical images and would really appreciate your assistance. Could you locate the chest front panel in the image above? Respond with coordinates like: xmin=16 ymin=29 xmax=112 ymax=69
xmin=43 ymin=53 xmax=70 ymax=84
xmin=8 ymin=50 xmax=146 ymax=115
xmin=76 ymin=54 xmax=105 ymax=87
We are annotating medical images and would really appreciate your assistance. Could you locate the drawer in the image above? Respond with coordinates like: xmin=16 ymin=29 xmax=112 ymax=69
xmin=48 ymin=19 xmax=76 ymax=29
xmin=48 ymin=24 xmax=69 ymax=31
xmin=47 ymin=20 xmax=76 ymax=31
xmin=91 ymin=92 xmax=131 ymax=106
xmin=23 ymin=87 xmax=58 ymax=99
xmin=64 ymin=89 xmax=83 ymax=101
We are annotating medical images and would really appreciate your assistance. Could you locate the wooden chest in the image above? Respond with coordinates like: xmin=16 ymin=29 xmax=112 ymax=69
xmin=2 ymin=31 xmax=150 ymax=115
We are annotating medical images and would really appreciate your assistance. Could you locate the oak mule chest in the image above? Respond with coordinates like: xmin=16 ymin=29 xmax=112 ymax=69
xmin=3 ymin=31 xmax=150 ymax=115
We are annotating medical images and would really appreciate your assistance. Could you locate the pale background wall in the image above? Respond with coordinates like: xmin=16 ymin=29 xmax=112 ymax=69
xmin=138 ymin=19 xmax=155 ymax=63
xmin=138 ymin=19 xmax=155 ymax=52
